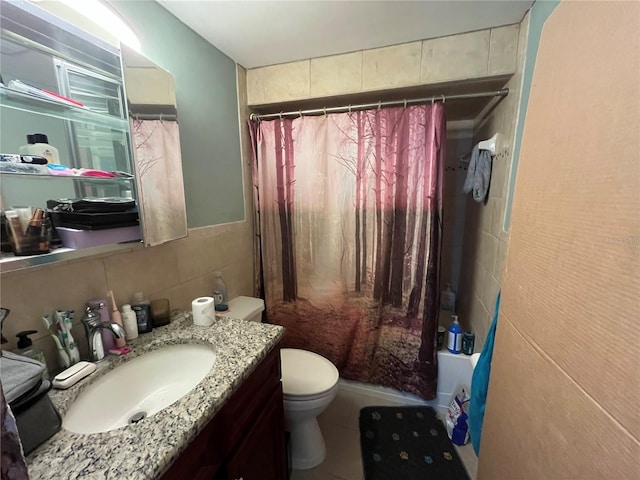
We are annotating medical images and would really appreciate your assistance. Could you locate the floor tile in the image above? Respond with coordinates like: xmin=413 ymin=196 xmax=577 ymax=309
xmin=293 ymin=383 xmax=477 ymax=480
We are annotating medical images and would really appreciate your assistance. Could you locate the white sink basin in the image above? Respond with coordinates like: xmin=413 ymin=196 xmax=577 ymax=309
xmin=63 ymin=343 xmax=216 ymax=434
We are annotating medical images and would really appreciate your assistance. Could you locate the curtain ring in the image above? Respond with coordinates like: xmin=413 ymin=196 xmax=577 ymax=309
xmin=348 ymin=104 xmax=352 ymax=113
xmin=159 ymin=113 xmax=163 ymax=122
xmin=441 ymin=94 xmax=446 ymax=104
xmin=299 ymin=110 xmax=303 ymax=118
xmin=279 ymin=111 xmax=283 ymax=120
xmin=323 ymin=107 xmax=327 ymax=117
xmin=377 ymin=101 xmax=382 ymax=111
xmin=403 ymin=99 xmax=407 ymax=108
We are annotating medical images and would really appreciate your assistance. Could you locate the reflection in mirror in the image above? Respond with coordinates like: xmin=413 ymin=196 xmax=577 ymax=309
xmin=122 ymin=45 xmax=187 ymax=247
xmin=0 ymin=1 xmax=141 ymax=270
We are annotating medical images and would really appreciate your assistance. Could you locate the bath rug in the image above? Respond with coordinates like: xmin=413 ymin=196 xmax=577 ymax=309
xmin=359 ymin=406 xmax=470 ymax=480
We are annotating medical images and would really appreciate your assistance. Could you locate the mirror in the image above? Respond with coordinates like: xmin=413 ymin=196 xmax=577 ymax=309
xmin=122 ymin=45 xmax=187 ymax=247
xmin=0 ymin=2 xmax=186 ymax=271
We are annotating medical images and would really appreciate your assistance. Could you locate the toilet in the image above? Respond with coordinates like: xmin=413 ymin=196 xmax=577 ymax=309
xmin=226 ymin=296 xmax=340 ymax=470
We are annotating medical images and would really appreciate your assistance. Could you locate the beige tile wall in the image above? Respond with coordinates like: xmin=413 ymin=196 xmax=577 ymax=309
xmin=456 ymin=13 xmax=530 ymax=346
xmin=0 ymin=66 xmax=256 ymax=375
xmin=246 ymin=25 xmax=519 ymax=105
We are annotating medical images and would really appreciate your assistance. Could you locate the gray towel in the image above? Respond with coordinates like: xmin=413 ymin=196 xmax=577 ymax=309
xmin=0 ymin=351 xmax=45 ymax=404
xmin=463 ymin=145 xmax=492 ymax=203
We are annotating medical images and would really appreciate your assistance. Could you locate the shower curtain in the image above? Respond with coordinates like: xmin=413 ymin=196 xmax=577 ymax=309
xmin=250 ymin=104 xmax=445 ymax=399
xmin=130 ymin=119 xmax=187 ymax=246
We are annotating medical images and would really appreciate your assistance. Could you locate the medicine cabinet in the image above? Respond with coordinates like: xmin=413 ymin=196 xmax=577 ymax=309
xmin=0 ymin=1 xmax=187 ymax=272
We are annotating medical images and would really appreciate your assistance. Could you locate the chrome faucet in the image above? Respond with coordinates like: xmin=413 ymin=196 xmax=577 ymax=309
xmin=82 ymin=304 xmax=126 ymax=362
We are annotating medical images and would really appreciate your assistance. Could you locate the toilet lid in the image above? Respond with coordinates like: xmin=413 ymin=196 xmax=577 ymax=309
xmin=280 ymin=348 xmax=339 ymax=397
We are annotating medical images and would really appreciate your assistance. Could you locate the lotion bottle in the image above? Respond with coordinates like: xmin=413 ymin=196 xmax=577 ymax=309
xmin=447 ymin=315 xmax=463 ymax=354
xmin=19 ymin=134 xmax=60 ymax=165
xmin=121 ymin=304 xmax=138 ymax=340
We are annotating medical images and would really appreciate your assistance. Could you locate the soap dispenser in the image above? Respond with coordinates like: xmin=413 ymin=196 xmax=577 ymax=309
xmin=14 ymin=330 xmax=49 ymax=380
xmin=447 ymin=315 xmax=463 ymax=354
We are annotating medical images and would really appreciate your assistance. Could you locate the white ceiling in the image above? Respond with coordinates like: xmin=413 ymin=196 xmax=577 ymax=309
xmin=158 ymin=0 xmax=532 ymax=69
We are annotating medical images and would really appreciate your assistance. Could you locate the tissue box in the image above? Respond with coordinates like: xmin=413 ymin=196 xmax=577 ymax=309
xmin=56 ymin=225 xmax=141 ymax=249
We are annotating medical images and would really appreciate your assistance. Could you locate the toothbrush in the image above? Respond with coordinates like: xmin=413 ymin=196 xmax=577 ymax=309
xmin=42 ymin=315 xmax=70 ymax=368
xmin=56 ymin=310 xmax=78 ymax=365
xmin=63 ymin=310 xmax=80 ymax=364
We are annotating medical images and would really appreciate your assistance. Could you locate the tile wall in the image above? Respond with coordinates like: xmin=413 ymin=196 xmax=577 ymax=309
xmin=456 ymin=14 xmax=530 ymax=346
xmin=247 ymin=25 xmax=519 ymax=106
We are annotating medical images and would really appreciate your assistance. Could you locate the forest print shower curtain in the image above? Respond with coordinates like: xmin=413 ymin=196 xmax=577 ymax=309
xmin=250 ymin=103 xmax=445 ymax=399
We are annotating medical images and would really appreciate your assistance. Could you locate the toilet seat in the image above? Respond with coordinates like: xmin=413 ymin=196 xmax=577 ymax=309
xmin=281 ymin=348 xmax=339 ymax=398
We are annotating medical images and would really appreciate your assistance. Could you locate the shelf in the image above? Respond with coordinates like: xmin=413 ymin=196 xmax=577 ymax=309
xmin=0 ymin=171 xmax=134 ymax=184
xmin=0 ymin=86 xmax=129 ymax=132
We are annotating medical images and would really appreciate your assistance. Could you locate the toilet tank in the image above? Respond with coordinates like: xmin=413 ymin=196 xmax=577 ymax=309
xmin=226 ymin=296 xmax=265 ymax=322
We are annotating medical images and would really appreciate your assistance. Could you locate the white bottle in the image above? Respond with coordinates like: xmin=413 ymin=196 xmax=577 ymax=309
xmin=121 ymin=304 xmax=138 ymax=340
xmin=19 ymin=133 xmax=60 ymax=165
xmin=441 ymin=283 xmax=456 ymax=311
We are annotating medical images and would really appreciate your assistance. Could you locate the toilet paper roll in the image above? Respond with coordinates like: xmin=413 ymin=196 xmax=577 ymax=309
xmin=192 ymin=297 xmax=216 ymax=326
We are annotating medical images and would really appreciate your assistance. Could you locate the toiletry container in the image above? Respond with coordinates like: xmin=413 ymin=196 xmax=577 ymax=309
xmin=121 ymin=304 xmax=138 ymax=340
xmin=441 ymin=283 xmax=456 ymax=311
xmin=150 ymin=298 xmax=171 ymax=327
xmin=448 ymin=315 xmax=463 ymax=354
xmin=19 ymin=134 xmax=60 ymax=164
xmin=212 ymin=272 xmax=229 ymax=311
xmin=14 ymin=330 xmax=49 ymax=380
xmin=131 ymin=292 xmax=152 ymax=334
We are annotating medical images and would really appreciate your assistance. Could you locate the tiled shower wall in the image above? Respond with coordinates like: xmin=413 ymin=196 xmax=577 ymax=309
xmin=456 ymin=13 xmax=530 ymax=346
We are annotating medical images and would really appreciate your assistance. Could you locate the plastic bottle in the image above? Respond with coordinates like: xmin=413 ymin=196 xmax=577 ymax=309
xmin=121 ymin=304 xmax=138 ymax=340
xmin=441 ymin=283 xmax=456 ymax=311
xmin=14 ymin=330 xmax=49 ymax=380
xmin=212 ymin=271 xmax=229 ymax=312
xmin=447 ymin=315 xmax=463 ymax=354
xmin=131 ymin=292 xmax=152 ymax=334
xmin=19 ymin=133 xmax=60 ymax=165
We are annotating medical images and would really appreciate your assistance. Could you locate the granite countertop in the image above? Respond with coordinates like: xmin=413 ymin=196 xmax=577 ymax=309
xmin=26 ymin=313 xmax=285 ymax=479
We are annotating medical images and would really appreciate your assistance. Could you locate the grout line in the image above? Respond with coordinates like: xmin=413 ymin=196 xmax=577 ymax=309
xmin=501 ymin=313 xmax=640 ymax=445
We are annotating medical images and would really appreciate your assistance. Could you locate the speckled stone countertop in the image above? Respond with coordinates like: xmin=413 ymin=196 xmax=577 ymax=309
xmin=26 ymin=312 xmax=285 ymax=479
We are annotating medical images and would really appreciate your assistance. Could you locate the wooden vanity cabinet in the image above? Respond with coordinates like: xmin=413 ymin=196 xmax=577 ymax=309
xmin=162 ymin=346 xmax=286 ymax=480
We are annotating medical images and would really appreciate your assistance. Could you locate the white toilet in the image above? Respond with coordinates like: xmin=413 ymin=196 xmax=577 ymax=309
xmin=227 ymin=296 xmax=340 ymax=470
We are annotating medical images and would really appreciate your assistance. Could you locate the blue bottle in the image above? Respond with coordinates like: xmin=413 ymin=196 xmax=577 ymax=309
xmin=448 ymin=315 xmax=463 ymax=354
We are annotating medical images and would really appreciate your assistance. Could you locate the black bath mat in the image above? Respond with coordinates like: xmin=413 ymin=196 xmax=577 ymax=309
xmin=359 ymin=406 xmax=470 ymax=480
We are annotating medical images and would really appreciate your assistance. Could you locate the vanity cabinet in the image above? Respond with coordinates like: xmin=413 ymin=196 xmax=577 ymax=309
xmin=162 ymin=346 xmax=287 ymax=480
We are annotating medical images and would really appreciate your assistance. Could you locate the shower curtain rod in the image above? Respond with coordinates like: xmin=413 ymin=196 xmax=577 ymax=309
xmin=249 ymin=88 xmax=508 ymax=120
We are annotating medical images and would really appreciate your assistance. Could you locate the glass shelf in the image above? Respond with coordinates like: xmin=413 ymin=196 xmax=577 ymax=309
xmin=0 ymin=171 xmax=134 ymax=183
xmin=0 ymin=86 xmax=129 ymax=132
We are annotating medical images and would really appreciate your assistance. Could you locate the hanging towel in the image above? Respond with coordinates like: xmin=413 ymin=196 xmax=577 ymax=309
xmin=469 ymin=291 xmax=500 ymax=456
xmin=463 ymin=145 xmax=492 ymax=203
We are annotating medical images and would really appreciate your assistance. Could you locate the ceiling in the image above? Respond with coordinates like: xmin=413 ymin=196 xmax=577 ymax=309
xmin=158 ymin=1 xmax=533 ymax=69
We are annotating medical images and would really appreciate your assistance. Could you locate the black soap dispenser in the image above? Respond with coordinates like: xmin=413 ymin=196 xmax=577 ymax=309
xmin=14 ymin=330 xmax=49 ymax=380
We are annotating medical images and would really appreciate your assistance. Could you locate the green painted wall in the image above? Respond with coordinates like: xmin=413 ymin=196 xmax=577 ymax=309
xmin=112 ymin=1 xmax=244 ymax=227
xmin=504 ymin=0 xmax=559 ymax=230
